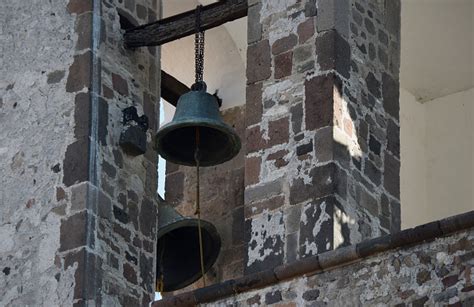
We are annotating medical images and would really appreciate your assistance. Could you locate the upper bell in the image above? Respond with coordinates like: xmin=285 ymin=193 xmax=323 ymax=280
xmin=155 ymin=82 xmax=241 ymax=166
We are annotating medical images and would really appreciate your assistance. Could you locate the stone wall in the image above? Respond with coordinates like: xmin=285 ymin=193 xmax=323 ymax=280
xmin=1 ymin=0 xmax=83 ymax=305
xmin=165 ymin=105 xmax=246 ymax=292
xmin=204 ymin=227 xmax=474 ymax=306
xmin=243 ymin=0 xmax=401 ymax=274
xmin=0 ymin=0 xmax=160 ymax=305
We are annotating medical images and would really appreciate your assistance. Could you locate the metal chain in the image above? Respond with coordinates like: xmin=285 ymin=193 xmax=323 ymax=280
xmin=195 ymin=5 xmax=205 ymax=84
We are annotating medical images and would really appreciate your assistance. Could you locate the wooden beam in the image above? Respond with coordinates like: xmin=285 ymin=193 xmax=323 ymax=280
xmin=124 ymin=0 xmax=248 ymax=48
xmin=160 ymin=70 xmax=190 ymax=107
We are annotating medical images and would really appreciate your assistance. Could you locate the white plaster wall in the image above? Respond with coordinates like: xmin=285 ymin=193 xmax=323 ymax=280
xmin=401 ymin=88 xmax=474 ymax=228
xmin=400 ymin=89 xmax=427 ymax=229
xmin=425 ymin=88 xmax=474 ymax=222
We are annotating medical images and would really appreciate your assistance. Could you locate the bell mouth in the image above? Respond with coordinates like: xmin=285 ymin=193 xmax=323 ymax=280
xmin=155 ymin=121 xmax=241 ymax=167
xmin=156 ymin=219 xmax=221 ymax=292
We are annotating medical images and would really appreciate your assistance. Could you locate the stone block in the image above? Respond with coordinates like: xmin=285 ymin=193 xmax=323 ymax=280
xmin=64 ymin=248 xmax=101 ymax=300
xmin=247 ymin=40 xmax=271 ymax=84
xmin=305 ymin=74 xmax=335 ymax=131
xmin=59 ymin=211 xmax=95 ymax=252
xmin=245 ymin=179 xmax=283 ymax=205
xmin=299 ymin=197 xmax=334 ymax=257
xmin=247 ymin=2 xmax=262 ymax=44
xmin=112 ymin=73 xmax=129 ymax=96
xmin=139 ymin=197 xmax=157 ymax=238
xmin=66 ymin=51 xmax=92 ymax=93
xmin=272 ymin=34 xmax=297 ymax=55
xmin=74 ymin=92 xmax=91 ymax=139
xmin=246 ymin=82 xmax=263 ymax=126
xmin=384 ymin=152 xmax=400 ymax=198
xmin=75 ymin=13 xmax=92 ymax=51
xmin=383 ymin=72 xmax=400 ymax=120
xmin=274 ymin=51 xmax=293 ymax=79
xmin=63 ymin=138 xmax=89 ymax=187
xmin=315 ymin=30 xmax=351 ymax=78
xmin=245 ymin=156 xmax=261 ymax=186
xmin=67 ymin=0 xmax=92 ymax=14
xmin=47 ymin=70 xmax=65 ymax=84
xmin=246 ymin=125 xmax=265 ymax=153
xmin=297 ymin=18 xmax=314 ymax=43
xmin=268 ymin=117 xmax=290 ymax=147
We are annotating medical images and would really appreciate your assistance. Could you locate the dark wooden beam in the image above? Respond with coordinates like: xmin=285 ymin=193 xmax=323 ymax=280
xmin=161 ymin=70 xmax=190 ymax=107
xmin=124 ymin=0 xmax=248 ymax=48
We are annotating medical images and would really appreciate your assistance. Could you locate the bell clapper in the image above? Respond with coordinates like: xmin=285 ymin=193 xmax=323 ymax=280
xmin=194 ymin=127 xmax=207 ymax=287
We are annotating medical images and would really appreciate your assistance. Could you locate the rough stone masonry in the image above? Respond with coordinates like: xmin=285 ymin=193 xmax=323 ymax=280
xmin=243 ymin=0 xmax=401 ymax=274
xmin=1 ymin=0 xmax=160 ymax=305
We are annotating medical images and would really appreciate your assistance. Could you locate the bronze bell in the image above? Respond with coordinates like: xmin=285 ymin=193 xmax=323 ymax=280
xmin=156 ymin=199 xmax=221 ymax=292
xmin=155 ymin=82 xmax=241 ymax=166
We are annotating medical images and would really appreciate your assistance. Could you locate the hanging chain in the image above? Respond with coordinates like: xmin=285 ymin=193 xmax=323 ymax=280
xmin=194 ymin=5 xmax=205 ymax=84
xmin=194 ymin=127 xmax=207 ymax=287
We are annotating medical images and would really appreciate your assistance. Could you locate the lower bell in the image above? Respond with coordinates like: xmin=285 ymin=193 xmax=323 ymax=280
xmin=156 ymin=198 xmax=221 ymax=292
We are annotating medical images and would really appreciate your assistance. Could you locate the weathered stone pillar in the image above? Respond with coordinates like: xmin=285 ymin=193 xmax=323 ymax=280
xmin=1 ymin=0 xmax=160 ymax=305
xmin=244 ymin=0 xmax=401 ymax=273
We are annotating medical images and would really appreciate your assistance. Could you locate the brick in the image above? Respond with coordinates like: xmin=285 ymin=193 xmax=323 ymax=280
xmin=274 ymin=51 xmax=293 ymax=79
xmin=272 ymin=34 xmax=297 ymax=55
xmin=123 ymin=263 xmax=137 ymax=284
xmin=247 ymin=40 xmax=271 ymax=83
xmin=245 ymin=156 xmax=261 ymax=186
xmin=66 ymin=51 xmax=91 ymax=93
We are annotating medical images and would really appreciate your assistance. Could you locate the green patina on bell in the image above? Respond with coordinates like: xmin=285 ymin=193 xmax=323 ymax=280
xmin=156 ymin=200 xmax=221 ymax=292
xmin=155 ymin=82 xmax=241 ymax=166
